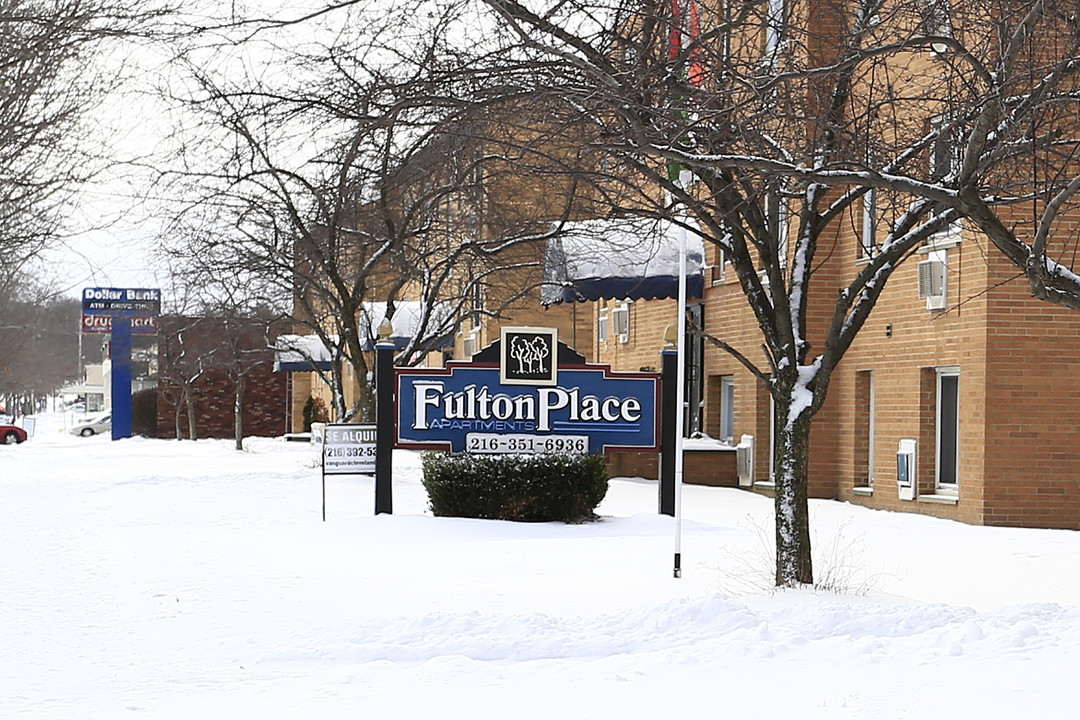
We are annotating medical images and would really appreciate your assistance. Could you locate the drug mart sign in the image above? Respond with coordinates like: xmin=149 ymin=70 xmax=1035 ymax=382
xmin=395 ymin=328 xmax=660 ymax=454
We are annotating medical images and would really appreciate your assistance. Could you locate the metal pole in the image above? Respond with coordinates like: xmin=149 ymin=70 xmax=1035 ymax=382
xmin=674 ymin=213 xmax=687 ymax=578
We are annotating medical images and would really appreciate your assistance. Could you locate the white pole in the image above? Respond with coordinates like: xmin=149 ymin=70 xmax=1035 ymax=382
xmin=674 ymin=180 xmax=689 ymax=579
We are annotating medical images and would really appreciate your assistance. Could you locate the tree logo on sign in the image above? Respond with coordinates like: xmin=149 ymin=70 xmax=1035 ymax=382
xmin=500 ymin=327 xmax=558 ymax=386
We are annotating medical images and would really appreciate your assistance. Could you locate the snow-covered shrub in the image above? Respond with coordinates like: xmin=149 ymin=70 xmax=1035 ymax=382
xmin=421 ymin=452 xmax=608 ymax=523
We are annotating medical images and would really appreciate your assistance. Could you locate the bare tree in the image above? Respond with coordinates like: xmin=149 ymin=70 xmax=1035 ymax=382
xmin=0 ymin=279 xmax=80 ymax=414
xmin=156 ymin=1 xmax=578 ymax=422
xmin=473 ymin=0 xmax=1078 ymax=585
xmin=0 ymin=0 xmax=173 ymax=289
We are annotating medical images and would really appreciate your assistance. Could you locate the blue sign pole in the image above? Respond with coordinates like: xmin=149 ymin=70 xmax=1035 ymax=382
xmin=110 ymin=316 xmax=133 ymax=440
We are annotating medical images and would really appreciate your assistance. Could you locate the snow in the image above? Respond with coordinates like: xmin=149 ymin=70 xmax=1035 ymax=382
xmin=541 ymin=217 xmax=706 ymax=303
xmin=4 ymin=413 xmax=1080 ymax=718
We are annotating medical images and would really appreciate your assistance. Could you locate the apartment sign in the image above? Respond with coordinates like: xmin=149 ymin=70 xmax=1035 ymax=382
xmin=395 ymin=328 xmax=660 ymax=454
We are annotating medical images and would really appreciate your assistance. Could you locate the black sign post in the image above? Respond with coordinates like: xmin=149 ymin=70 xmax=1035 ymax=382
xmin=659 ymin=343 xmax=677 ymax=517
xmin=374 ymin=332 xmax=395 ymax=515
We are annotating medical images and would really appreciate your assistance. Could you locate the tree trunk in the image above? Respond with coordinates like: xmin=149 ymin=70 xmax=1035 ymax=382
xmin=184 ymin=383 xmax=198 ymax=441
xmin=234 ymin=373 xmax=245 ymax=451
xmin=772 ymin=392 xmax=814 ymax=587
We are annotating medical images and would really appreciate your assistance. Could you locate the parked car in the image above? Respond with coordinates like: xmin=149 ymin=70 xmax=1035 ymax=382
xmin=71 ymin=413 xmax=112 ymax=437
xmin=1 ymin=424 xmax=28 ymax=445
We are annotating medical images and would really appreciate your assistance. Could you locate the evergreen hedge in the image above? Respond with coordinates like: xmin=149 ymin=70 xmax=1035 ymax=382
xmin=421 ymin=452 xmax=609 ymax=522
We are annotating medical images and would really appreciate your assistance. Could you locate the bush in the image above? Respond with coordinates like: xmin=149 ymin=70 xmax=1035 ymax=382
xmin=132 ymin=388 xmax=158 ymax=438
xmin=422 ymin=452 xmax=609 ymax=523
xmin=302 ymin=396 xmax=329 ymax=432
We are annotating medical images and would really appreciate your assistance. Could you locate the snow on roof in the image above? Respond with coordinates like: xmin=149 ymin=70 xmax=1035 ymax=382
xmin=541 ymin=217 xmax=706 ymax=304
xmin=272 ymin=301 xmax=452 ymax=371
xmin=272 ymin=334 xmax=335 ymax=372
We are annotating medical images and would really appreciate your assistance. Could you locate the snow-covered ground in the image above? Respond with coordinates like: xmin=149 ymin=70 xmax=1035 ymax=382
xmin=3 ymin=414 xmax=1078 ymax=718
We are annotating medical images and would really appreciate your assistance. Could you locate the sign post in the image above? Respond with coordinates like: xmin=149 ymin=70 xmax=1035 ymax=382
xmin=110 ymin=317 xmax=133 ymax=440
xmin=375 ymin=329 xmax=395 ymax=515
xmin=81 ymin=287 xmax=161 ymax=441
xmin=659 ymin=332 xmax=678 ymax=516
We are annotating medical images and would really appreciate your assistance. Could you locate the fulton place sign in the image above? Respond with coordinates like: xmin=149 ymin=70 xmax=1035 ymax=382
xmin=395 ymin=328 xmax=660 ymax=454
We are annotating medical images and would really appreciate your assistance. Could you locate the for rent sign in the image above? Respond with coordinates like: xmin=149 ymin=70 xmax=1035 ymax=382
xmin=395 ymin=331 xmax=659 ymax=454
xmin=322 ymin=424 xmax=377 ymax=474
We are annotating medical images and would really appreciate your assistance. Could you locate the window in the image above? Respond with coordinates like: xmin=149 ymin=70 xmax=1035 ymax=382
xmin=470 ymin=284 xmax=483 ymax=329
xmin=768 ymin=396 xmax=777 ymax=484
xmin=855 ymin=370 xmax=875 ymax=489
xmin=719 ymin=375 xmax=735 ymax=442
xmin=860 ymin=186 xmax=878 ymax=259
xmin=612 ymin=301 xmax=631 ymax=343
xmin=860 ymin=149 xmax=878 ymax=259
xmin=463 ymin=328 xmax=479 ymax=358
xmin=936 ymin=367 xmax=960 ymax=490
xmin=765 ymin=0 xmax=787 ymax=57
xmin=685 ymin=303 xmax=705 ymax=436
xmin=921 ymin=0 xmax=953 ymax=53
xmin=711 ymin=242 xmax=728 ymax=284
xmin=597 ymin=308 xmax=610 ymax=344
xmin=759 ymin=189 xmax=791 ymax=299
xmin=928 ymin=116 xmax=963 ymax=245
xmin=931 ymin=119 xmax=959 ymax=183
xmin=767 ymin=188 xmax=791 ymax=270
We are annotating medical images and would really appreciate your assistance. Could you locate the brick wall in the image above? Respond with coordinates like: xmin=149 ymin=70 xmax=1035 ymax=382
xmin=156 ymin=316 xmax=289 ymax=440
xmin=157 ymin=364 xmax=288 ymax=440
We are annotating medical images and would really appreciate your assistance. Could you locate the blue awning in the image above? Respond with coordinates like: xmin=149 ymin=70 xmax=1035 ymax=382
xmin=541 ymin=218 xmax=706 ymax=304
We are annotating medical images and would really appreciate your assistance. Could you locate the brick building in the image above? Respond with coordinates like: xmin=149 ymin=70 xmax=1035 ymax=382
xmin=281 ymin=1 xmax=1080 ymax=530
xmin=157 ymin=316 xmax=289 ymax=440
xmin=532 ymin=1 xmax=1080 ymax=530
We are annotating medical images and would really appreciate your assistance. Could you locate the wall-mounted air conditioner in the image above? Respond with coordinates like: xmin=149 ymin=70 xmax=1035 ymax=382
xmin=918 ymin=257 xmax=947 ymax=310
xmin=736 ymin=434 xmax=755 ymax=487
xmin=612 ymin=303 xmax=630 ymax=344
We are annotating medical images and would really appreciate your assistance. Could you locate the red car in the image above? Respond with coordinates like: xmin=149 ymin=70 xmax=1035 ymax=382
xmin=1 ymin=424 xmax=28 ymax=445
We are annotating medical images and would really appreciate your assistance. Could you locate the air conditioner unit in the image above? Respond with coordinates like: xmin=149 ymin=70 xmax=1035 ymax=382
xmin=918 ymin=259 xmax=946 ymax=310
xmin=736 ymin=434 xmax=755 ymax=487
xmin=612 ymin=304 xmax=630 ymax=344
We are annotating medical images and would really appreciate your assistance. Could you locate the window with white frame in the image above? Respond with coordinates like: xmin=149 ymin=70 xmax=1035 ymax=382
xmin=928 ymin=115 xmax=963 ymax=245
xmin=860 ymin=148 xmax=879 ymax=259
xmin=463 ymin=328 xmax=479 ymax=358
xmin=711 ymin=242 xmax=728 ymax=284
xmin=765 ymin=0 xmax=787 ymax=57
xmin=936 ymin=367 xmax=960 ymax=491
xmin=921 ymin=0 xmax=953 ymax=53
xmin=719 ymin=375 xmax=735 ymax=443
xmin=767 ymin=396 xmax=777 ymax=484
xmin=598 ymin=308 xmax=610 ymax=344
xmin=767 ymin=189 xmax=790 ymax=269
xmin=612 ymin=301 xmax=631 ymax=343
xmin=470 ymin=283 xmax=483 ymax=329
